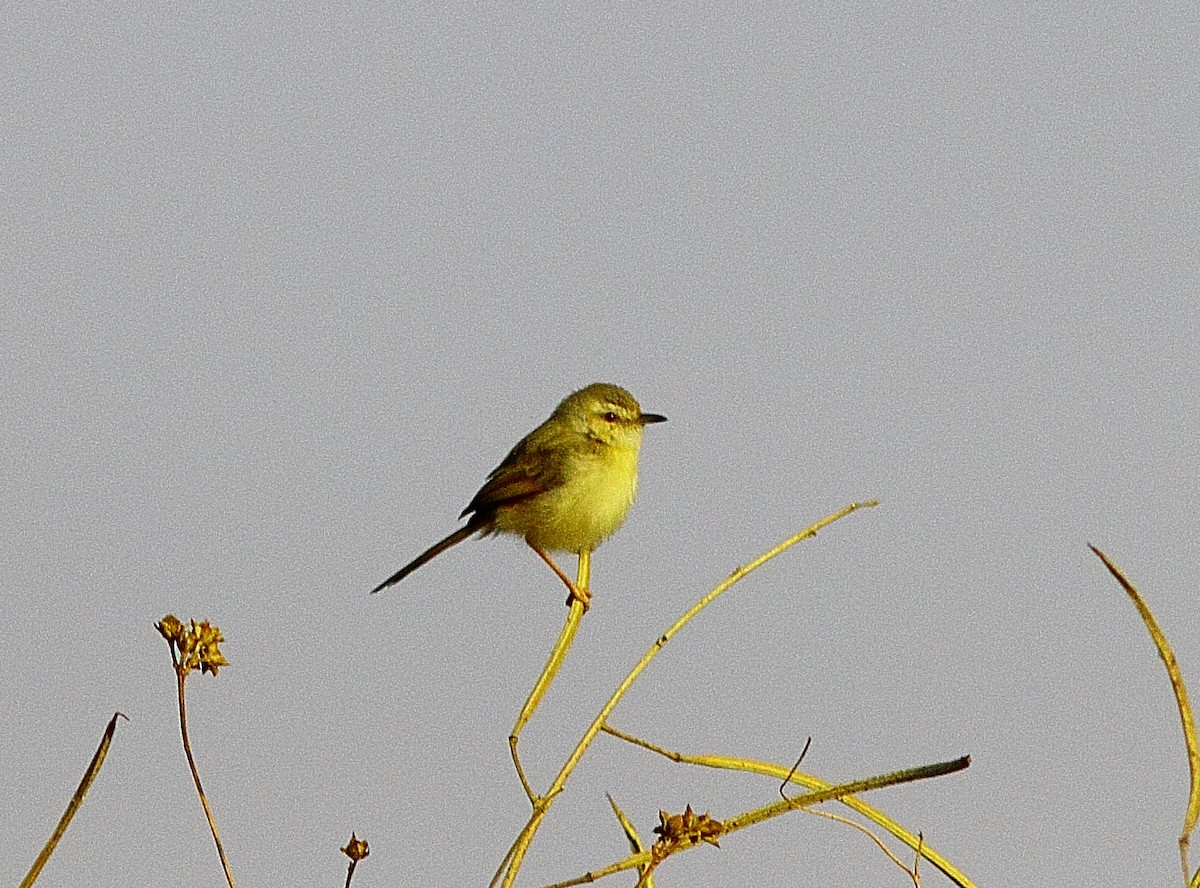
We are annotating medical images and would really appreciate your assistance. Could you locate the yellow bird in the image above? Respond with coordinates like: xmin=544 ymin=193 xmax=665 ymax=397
xmin=370 ymin=383 xmax=666 ymax=608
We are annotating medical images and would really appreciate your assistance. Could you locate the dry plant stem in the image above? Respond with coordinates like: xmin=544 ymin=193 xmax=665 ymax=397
xmin=492 ymin=500 xmax=880 ymax=888
xmin=20 ymin=712 xmax=127 ymax=888
xmin=1090 ymin=545 xmax=1200 ymax=888
xmin=632 ymin=864 xmax=659 ymax=888
xmin=601 ymin=724 xmax=973 ymax=888
xmin=606 ymin=793 xmax=647 ymax=854
xmin=806 ymin=808 xmax=920 ymax=877
xmin=343 ymin=860 xmax=358 ymax=888
xmin=606 ymin=795 xmax=655 ymax=888
xmin=913 ymin=833 xmax=925 ymax=888
xmin=174 ymin=660 xmax=236 ymax=888
xmin=543 ymin=756 xmax=968 ymax=888
xmin=510 ymin=550 xmax=591 ymax=804
xmin=722 ymin=757 xmax=969 ymax=831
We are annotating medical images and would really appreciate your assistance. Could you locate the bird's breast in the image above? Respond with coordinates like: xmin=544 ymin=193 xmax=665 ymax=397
xmin=505 ymin=444 xmax=641 ymax=553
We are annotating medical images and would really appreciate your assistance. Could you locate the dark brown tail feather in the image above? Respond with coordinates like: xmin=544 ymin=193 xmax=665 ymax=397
xmin=369 ymin=524 xmax=480 ymax=594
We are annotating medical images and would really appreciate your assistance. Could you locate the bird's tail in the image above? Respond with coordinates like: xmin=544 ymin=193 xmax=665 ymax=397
xmin=369 ymin=524 xmax=479 ymax=594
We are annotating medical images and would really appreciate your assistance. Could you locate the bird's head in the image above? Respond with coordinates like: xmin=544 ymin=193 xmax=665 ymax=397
xmin=556 ymin=383 xmax=667 ymax=450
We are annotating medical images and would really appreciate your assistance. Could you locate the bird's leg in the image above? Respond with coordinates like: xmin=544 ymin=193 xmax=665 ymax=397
xmin=528 ymin=544 xmax=591 ymax=612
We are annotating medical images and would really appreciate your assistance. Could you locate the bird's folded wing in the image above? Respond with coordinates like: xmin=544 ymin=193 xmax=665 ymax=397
xmin=459 ymin=442 xmax=565 ymax=519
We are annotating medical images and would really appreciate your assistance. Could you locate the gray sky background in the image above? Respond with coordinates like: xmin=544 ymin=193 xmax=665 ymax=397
xmin=4 ymin=4 xmax=1198 ymax=887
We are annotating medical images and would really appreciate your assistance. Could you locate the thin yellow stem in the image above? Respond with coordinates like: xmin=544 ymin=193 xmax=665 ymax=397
xmin=494 ymin=501 xmax=879 ymax=888
xmin=510 ymin=549 xmax=591 ymax=804
xmin=1090 ymin=544 xmax=1200 ymax=887
xmin=605 ymin=794 xmax=655 ymax=888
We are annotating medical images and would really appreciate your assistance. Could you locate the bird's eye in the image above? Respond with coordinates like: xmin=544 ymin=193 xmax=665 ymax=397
xmin=603 ymin=412 xmax=618 ymax=422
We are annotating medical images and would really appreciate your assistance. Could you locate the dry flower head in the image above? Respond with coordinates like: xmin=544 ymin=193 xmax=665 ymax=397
xmin=156 ymin=614 xmax=229 ymax=676
xmin=341 ymin=833 xmax=370 ymax=861
xmin=651 ymin=804 xmax=723 ymax=860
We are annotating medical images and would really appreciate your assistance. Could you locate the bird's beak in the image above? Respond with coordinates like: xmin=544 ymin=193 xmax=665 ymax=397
xmin=639 ymin=413 xmax=668 ymax=425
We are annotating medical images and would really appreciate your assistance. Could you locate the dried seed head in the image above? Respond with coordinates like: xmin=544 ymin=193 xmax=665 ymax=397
xmin=341 ymin=833 xmax=370 ymax=861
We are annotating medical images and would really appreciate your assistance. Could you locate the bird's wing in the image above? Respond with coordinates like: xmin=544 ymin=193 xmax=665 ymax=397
xmin=460 ymin=433 xmax=566 ymax=520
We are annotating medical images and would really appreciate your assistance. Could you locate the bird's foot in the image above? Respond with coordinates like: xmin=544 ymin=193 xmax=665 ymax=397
xmin=529 ymin=543 xmax=591 ymax=614
xmin=565 ymin=580 xmax=591 ymax=613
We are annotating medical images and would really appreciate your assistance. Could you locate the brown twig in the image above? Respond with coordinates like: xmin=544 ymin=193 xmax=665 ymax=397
xmin=157 ymin=615 xmax=235 ymax=888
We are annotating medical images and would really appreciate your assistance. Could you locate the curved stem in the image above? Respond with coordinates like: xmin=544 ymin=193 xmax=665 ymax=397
xmin=176 ymin=666 xmax=236 ymax=888
xmin=509 ymin=549 xmax=591 ymax=803
xmin=495 ymin=501 xmax=879 ymax=888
